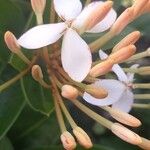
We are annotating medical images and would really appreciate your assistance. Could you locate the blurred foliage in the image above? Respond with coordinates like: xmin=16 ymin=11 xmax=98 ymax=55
xmin=0 ymin=0 xmax=149 ymax=150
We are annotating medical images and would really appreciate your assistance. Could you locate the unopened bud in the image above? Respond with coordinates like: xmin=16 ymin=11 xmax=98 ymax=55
xmin=108 ymin=107 xmax=141 ymax=127
xmin=85 ymin=85 xmax=108 ymax=99
xmin=73 ymin=127 xmax=93 ymax=149
xmin=4 ymin=31 xmax=20 ymax=53
xmin=111 ymin=123 xmax=142 ymax=145
xmin=109 ymin=45 xmax=136 ymax=64
xmin=112 ymin=31 xmax=141 ymax=52
xmin=138 ymin=137 xmax=150 ymax=150
xmin=84 ymin=1 xmax=113 ymax=31
xmin=31 ymin=0 xmax=46 ymax=15
xmin=111 ymin=7 xmax=134 ymax=35
xmin=143 ymin=0 xmax=150 ymax=13
xmin=132 ymin=0 xmax=149 ymax=17
xmin=90 ymin=60 xmax=113 ymax=77
xmin=61 ymin=131 xmax=76 ymax=150
xmin=31 ymin=65 xmax=43 ymax=81
xmin=61 ymin=85 xmax=79 ymax=99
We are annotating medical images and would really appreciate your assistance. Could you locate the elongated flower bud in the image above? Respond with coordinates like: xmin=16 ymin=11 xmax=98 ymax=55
xmin=84 ymin=1 xmax=113 ymax=31
xmin=138 ymin=137 xmax=150 ymax=150
xmin=32 ymin=65 xmax=43 ymax=81
xmin=111 ymin=7 xmax=134 ymax=35
xmin=111 ymin=123 xmax=142 ymax=145
xmin=107 ymin=107 xmax=141 ymax=127
xmin=73 ymin=127 xmax=93 ymax=149
xmin=85 ymin=85 xmax=108 ymax=99
xmin=61 ymin=85 xmax=79 ymax=99
xmin=109 ymin=45 xmax=136 ymax=64
xmin=4 ymin=31 xmax=20 ymax=53
xmin=61 ymin=131 xmax=76 ymax=150
xmin=112 ymin=31 xmax=141 ymax=52
xmin=132 ymin=0 xmax=149 ymax=17
xmin=90 ymin=60 xmax=113 ymax=77
xmin=31 ymin=0 xmax=46 ymax=15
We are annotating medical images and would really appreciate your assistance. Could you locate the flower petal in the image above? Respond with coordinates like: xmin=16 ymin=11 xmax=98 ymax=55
xmin=18 ymin=23 xmax=66 ymax=49
xmin=61 ymin=28 xmax=92 ymax=82
xmin=72 ymin=1 xmax=103 ymax=30
xmin=83 ymin=79 xmax=126 ymax=106
xmin=99 ymin=50 xmax=128 ymax=82
xmin=53 ymin=0 xmax=82 ymax=21
xmin=88 ymin=8 xmax=117 ymax=33
xmin=127 ymin=64 xmax=139 ymax=82
xmin=112 ymin=89 xmax=134 ymax=112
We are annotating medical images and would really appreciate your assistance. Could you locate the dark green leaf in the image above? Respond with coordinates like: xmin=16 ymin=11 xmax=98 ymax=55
xmin=0 ymin=82 xmax=25 ymax=140
xmin=0 ymin=136 xmax=14 ymax=150
xmin=21 ymin=75 xmax=54 ymax=116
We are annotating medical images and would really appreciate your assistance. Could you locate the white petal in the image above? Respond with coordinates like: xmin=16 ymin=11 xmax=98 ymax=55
xmin=61 ymin=28 xmax=92 ymax=82
xmin=18 ymin=23 xmax=66 ymax=49
xmin=99 ymin=50 xmax=128 ymax=82
xmin=127 ymin=64 xmax=139 ymax=82
xmin=72 ymin=1 xmax=103 ymax=30
xmin=83 ymin=79 xmax=126 ymax=106
xmin=53 ymin=0 xmax=82 ymax=21
xmin=88 ymin=8 xmax=117 ymax=33
xmin=112 ymin=89 xmax=134 ymax=112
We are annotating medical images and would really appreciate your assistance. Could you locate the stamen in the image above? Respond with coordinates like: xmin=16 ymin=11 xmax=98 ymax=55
xmin=133 ymin=83 xmax=150 ymax=89
xmin=133 ymin=103 xmax=150 ymax=109
xmin=134 ymin=94 xmax=150 ymax=100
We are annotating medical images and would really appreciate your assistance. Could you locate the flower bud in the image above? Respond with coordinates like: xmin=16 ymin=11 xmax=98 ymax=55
xmin=109 ymin=45 xmax=136 ymax=64
xmin=31 ymin=0 xmax=46 ymax=15
xmin=73 ymin=127 xmax=93 ymax=149
xmin=61 ymin=131 xmax=76 ymax=150
xmin=138 ymin=137 xmax=150 ymax=150
xmin=108 ymin=107 xmax=141 ymax=127
xmin=85 ymin=85 xmax=108 ymax=99
xmin=111 ymin=7 xmax=134 ymax=35
xmin=111 ymin=123 xmax=142 ymax=145
xmin=4 ymin=31 xmax=20 ymax=53
xmin=132 ymin=0 xmax=149 ymax=17
xmin=90 ymin=60 xmax=113 ymax=77
xmin=61 ymin=85 xmax=79 ymax=99
xmin=84 ymin=1 xmax=113 ymax=31
xmin=31 ymin=65 xmax=43 ymax=81
xmin=112 ymin=31 xmax=141 ymax=52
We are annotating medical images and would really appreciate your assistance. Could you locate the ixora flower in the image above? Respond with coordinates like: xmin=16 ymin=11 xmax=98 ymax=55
xmin=83 ymin=50 xmax=138 ymax=112
xmin=17 ymin=0 xmax=117 ymax=82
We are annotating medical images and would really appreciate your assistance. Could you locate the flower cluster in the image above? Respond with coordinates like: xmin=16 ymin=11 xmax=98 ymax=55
xmin=1 ymin=0 xmax=150 ymax=150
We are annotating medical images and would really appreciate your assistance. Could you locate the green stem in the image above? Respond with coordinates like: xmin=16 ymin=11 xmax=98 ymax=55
xmin=72 ymin=100 xmax=113 ymax=129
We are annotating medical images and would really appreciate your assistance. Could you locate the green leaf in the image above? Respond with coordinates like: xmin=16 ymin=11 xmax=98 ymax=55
xmin=0 ymin=82 xmax=25 ymax=140
xmin=0 ymin=136 xmax=14 ymax=150
xmin=21 ymin=75 xmax=54 ymax=116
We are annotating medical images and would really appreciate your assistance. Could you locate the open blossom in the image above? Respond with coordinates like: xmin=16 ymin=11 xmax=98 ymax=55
xmin=17 ymin=0 xmax=117 ymax=82
xmin=83 ymin=50 xmax=138 ymax=112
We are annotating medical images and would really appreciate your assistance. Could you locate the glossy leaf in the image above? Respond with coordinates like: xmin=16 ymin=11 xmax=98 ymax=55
xmin=0 ymin=137 xmax=14 ymax=150
xmin=21 ymin=75 xmax=54 ymax=116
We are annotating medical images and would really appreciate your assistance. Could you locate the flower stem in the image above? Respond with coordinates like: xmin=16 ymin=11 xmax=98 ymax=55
xmin=133 ymin=83 xmax=150 ymax=89
xmin=72 ymin=100 xmax=113 ymax=129
xmin=89 ymin=30 xmax=114 ymax=52
xmin=133 ymin=103 xmax=150 ymax=109
xmin=134 ymin=94 xmax=150 ymax=99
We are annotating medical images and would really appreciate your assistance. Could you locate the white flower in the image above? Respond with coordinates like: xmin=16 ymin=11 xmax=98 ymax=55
xmin=83 ymin=50 xmax=138 ymax=112
xmin=17 ymin=0 xmax=117 ymax=82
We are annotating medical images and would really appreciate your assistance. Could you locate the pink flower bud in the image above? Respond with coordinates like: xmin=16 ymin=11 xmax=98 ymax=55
xmin=138 ymin=137 xmax=150 ymax=150
xmin=61 ymin=85 xmax=79 ymax=100
xmin=61 ymin=131 xmax=76 ymax=150
xmin=4 ymin=31 xmax=20 ymax=53
xmin=31 ymin=65 xmax=43 ymax=81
